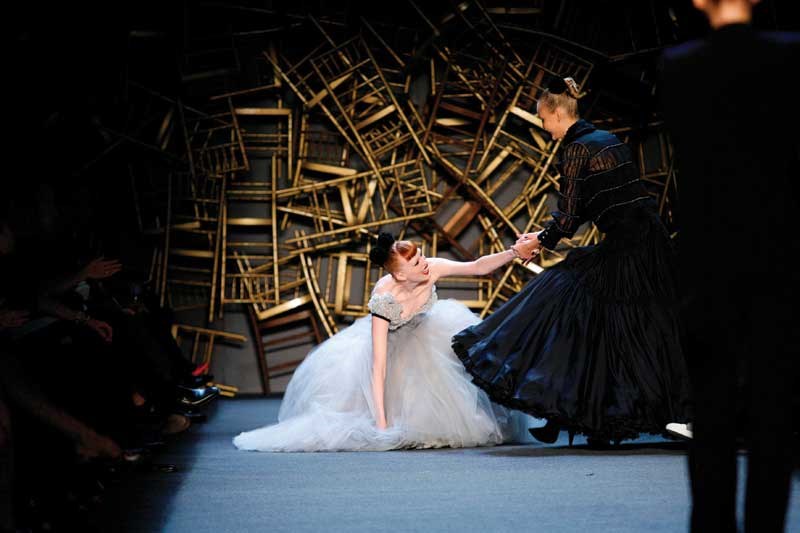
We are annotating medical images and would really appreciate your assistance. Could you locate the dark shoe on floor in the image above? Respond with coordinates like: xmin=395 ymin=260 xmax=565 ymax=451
xmin=528 ymin=421 xmax=561 ymax=444
xmin=177 ymin=385 xmax=219 ymax=408
xmin=585 ymin=437 xmax=611 ymax=449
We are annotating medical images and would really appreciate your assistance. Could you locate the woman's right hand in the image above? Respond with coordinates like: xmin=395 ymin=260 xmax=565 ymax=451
xmin=74 ymin=428 xmax=122 ymax=461
xmin=87 ymin=318 xmax=113 ymax=343
xmin=376 ymin=418 xmax=388 ymax=430
xmin=0 ymin=308 xmax=29 ymax=329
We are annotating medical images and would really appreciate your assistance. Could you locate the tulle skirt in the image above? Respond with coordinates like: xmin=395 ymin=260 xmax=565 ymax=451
xmin=452 ymin=204 xmax=692 ymax=442
xmin=233 ymin=299 xmax=516 ymax=452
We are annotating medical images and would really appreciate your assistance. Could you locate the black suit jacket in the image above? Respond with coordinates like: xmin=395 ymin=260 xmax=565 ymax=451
xmin=661 ymin=24 xmax=800 ymax=339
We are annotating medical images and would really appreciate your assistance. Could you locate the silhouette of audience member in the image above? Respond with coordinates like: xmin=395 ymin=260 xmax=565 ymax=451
xmin=661 ymin=1 xmax=800 ymax=531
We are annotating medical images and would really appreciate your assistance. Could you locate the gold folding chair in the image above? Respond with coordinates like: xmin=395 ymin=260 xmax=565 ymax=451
xmin=267 ymin=26 xmax=427 ymax=175
xmin=156 ymin=172 xmax=223 ymax=318
xmin=170 ymin=324 xmax=247 ymax=397
xmin=183 ymin=98 xmax=249 ymax=179
xmin=617 ymin=126 xmax=678 ymax=229
xmin=278 ymin=158 xmax=435 ymax=250
xmin=247 ymin=306 xmax=323 ymax=395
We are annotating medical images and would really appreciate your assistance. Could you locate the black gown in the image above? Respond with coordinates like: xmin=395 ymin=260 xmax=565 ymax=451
xmin=452 ymin=119 xmax=691 ymax=442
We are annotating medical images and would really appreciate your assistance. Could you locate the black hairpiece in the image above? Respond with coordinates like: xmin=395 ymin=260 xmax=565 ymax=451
xmin=547 ymin=77 xmax=568 ymax=95
xmin=369 ymin=232 xmax=395 ymax=266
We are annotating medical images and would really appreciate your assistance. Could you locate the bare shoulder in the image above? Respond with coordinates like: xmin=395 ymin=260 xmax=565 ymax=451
xmin=426 ymin=256 xmax=465 ymax=282
xmin=426 ymin=257 xmax=460 ymax=268
xmin=371 ymin=274 xmax=395 ymax=295
xmin=425 ymin=256 xmax=448 ymax=274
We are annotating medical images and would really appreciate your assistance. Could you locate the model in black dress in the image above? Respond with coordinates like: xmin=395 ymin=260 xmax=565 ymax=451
xmin=452 ymin=77 xmax=691 ymax=444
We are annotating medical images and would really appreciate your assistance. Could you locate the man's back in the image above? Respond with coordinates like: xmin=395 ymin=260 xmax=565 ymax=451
xmin=661 ymin=25 xmax=800 ymax=324
xmin=662 ymin=21 xmax=800 ymax=532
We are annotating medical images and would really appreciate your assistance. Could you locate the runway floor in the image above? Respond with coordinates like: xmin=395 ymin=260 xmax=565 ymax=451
xmin=116 ymin=398 xmax=800 ymax=532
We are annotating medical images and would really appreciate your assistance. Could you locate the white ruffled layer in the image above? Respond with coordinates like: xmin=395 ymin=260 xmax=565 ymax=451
xmin=233 ymin=299 xmax=514 ymax=452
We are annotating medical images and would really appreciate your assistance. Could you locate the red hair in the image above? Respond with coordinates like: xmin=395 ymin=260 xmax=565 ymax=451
xmin=385 ymin=240 xmax=417 ymax=273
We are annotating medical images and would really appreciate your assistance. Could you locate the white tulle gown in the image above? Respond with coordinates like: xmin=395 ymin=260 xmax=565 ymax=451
xmin=233 ymin=287 xmax=519 ymax=452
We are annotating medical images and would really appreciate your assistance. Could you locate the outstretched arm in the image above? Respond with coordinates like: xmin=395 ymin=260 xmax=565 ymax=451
xmin=370 ymin=315 xmax=390 ymax=429
xmin=36 ymin=293 xmax=113 ymax=343
xmin=42 ymin=257 xmax=122 ymax=295
xmin=427 ymin=248 xmax=517 ymax=280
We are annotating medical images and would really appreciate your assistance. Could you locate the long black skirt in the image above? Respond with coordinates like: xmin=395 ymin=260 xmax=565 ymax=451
xmin=452 ymin=204 xmax=692 ymax=442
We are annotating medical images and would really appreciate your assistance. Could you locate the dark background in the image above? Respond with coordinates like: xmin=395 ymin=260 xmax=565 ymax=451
xmin=4 ymin=0 xmax=798 ymax=268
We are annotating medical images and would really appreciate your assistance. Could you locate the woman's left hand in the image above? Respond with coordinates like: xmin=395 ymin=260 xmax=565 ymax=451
xmin=83 ymin=257 xmax=123 ymax=280
xmin=0 ymin=308 xmax=29 ymax=329
xmin=515 ymin=233 xmax=536 ymax=244
xmin=513 ymin=239 xmax=541 ymax=263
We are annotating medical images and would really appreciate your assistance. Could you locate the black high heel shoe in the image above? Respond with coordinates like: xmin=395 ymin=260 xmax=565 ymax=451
xmin=585 ymin=437 xmax=611 ymax=449
xmin=529 ymin=421 xmax=577 ymax=446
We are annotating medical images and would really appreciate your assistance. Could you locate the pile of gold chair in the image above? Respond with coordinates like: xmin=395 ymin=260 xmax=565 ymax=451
xmin=127 ymin=1 xmax=678 ymax=393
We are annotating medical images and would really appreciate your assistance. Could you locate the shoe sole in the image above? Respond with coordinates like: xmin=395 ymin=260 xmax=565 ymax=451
xmin=665 ymin=427 xmax=693 ymax=441
xmin=179 ymin=392 xmax=219 ymax=408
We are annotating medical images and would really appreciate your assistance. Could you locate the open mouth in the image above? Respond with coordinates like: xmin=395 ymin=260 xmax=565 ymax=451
xmin=423 ymin=266 xmax=429 ymax=275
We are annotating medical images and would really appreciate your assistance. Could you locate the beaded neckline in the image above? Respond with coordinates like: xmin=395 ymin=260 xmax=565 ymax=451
xmin=371 ymin=286 xmax=437 ymax=330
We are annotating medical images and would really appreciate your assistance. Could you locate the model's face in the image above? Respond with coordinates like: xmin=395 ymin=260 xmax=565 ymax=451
xmin=537 ymin=103 xmax=568 ymax=140
xmin=394 ymin=249 xmax=430 ymax=282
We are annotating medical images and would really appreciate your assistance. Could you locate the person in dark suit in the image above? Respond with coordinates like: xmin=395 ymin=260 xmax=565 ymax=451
xmin=660 ymin=1 xmax=800 ymax=531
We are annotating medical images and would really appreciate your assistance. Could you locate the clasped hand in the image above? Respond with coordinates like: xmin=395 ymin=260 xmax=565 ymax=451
xmin=512 ymin=233 xmax=542 ymax=264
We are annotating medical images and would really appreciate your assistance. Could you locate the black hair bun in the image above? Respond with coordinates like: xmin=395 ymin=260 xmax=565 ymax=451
xmin=369 ymin=247 xmax=389 ymax=265
xmin=377 ymin=232 xmax=394 ymax=249
xmin=369 ymin=232 xmax=395 ymax=266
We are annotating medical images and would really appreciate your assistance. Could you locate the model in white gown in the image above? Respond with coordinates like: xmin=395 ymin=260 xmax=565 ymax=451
xmin=233 ymin=235 xmax=528 ymax=452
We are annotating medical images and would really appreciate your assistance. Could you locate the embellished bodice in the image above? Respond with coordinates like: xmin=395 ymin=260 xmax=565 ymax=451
xmin=537 ymin=119 xmax=651 ymax=249
xmin=368 ymin=286 xmax=438 ymax=331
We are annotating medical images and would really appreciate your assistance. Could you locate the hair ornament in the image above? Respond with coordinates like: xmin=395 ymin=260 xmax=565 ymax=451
xmin=547 ymin=77 xmax=581 ymax=99
xmin=369 ymin=232 xmax=395 ymax=265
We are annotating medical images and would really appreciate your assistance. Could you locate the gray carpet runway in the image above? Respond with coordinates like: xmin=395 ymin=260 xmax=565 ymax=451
xmin=120 ymin=398 xmax=800 ymax=532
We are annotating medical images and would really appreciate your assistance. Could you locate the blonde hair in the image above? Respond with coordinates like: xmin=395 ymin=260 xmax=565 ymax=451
xmin=537 ymin=77 xmax=581 ymax=118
